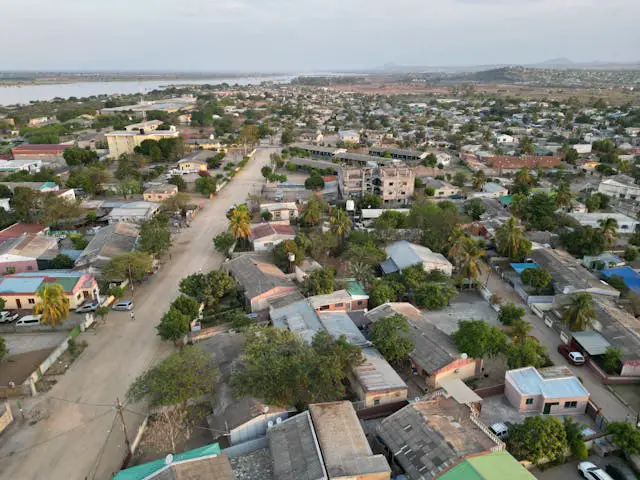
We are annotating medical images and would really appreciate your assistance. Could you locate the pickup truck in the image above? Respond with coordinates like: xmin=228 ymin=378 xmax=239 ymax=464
xmin=558 ymin=344 xmax=586 ymax=365
xmin=0 ymin=311 xmax=19 ymax=323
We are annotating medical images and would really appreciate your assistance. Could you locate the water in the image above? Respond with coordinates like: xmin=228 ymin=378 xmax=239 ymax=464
xmin=0 ymin=75 xmax=294 ymax=106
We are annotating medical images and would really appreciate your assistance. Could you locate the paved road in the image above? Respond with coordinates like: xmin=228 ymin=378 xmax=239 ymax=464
xmin=0 ymin=148 xmax=272 ymax=480
xmin=481 ymin=263 xmax=635 ymax=423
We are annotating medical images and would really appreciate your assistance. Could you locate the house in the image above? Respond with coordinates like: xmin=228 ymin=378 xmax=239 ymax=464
xmin=308 ymin=284 xmax=369 ymax=312
xmin=581 ymin=252 xmax=624 ymax=270
xmin=381 ymin=240 xmax=453 ymax=276
xmin=334 ymin=152 xmax=395 ymax=166
xmin=259 ymin=202 xmax=299 ymax=223
xmin=0 ymin=233 xmax=59 ymax=273
xmin=366 ymin=303 xmax=481 ymax=388
xmin=597 ymin=174 xmax=640 ymax=200
xmin=376 ymin=396 xmax=503 ymax=480
xmin=250 ymin=223 xmax=296 ymax=251
xmin=270 ymin=295 xmax=324 ymax=343
xmin=2 ymin=181 xmax=60 ymax=194
xmin=142 ymin=184 xmax=178 ymax=202
xmin=113 ymin=444 xmax=233 ymax=480
xmin=177 ymin=157 xmax=208 ymax=173
xmin=480 ymin=182 xmax=509 ymax=198
xmin=105 ymin=125 xmax=179 ymax=157
xmin=106 ymin=201 xmax=160 ymax=224
xmin=0 ymin=271 xmax=99 ymax=310
xmin=225 ymin=255 xmax=297 ymax=312
xmin=0 ymin=223 xmax=49 ymax=242
xmin=574 ymin=144 xmax=593 ymax=154
xmin=568 ymin=212 xmax=639 ymax=233
xmin=436 ymin=152 xmax=452 ymax=166
xmin=369 ymin=147 xmax=427 ymax=162
xmin=267 ymin=411 xmax=328 ymax=480
xmin=339 ymin=130 xmax=360 ymax=144
xmin=505 ymin=366 xmax=590 ymax=415
xmin=423 ymin=179 xmax=458 ymax=197
xmin=298 ymin=129 xmax=324 ymax=144
xmin=290 ymin=143 xmax=346 ymax=158
xmin=11 ymin=144 xmax=67 ymax=162
xmin=496 ymin=134 xmax=515 ymax=144
xmin=0 ymin=159 xmax=42 ymax=175
xmin=485 ymin=155 xmax=561 ymax=171
xmin=74 ymin=223 xmax=139 ymax=272
xmin=438 ymin=451 xmax=535 ymax=480
xmin=309 ymin=401 xmax=391 ymax=480
xmin=350 ymin=347 xmax=408 ymax=407
xmin=340 ymin=166 xmax=415 ymax=206
xmin=602 ymin=266 xmax=640 ymax=293
xmin=361 ymin=208 xmax=410 ymax=221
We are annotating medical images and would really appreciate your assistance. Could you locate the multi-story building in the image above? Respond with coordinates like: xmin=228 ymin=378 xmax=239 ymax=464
xmin=598 ymin=174 xmax=640 ymax=201
xmin=340 ymin=165 xmax=415 ymax=205
xmin=105 ymin=121 xmax=180 ymax=158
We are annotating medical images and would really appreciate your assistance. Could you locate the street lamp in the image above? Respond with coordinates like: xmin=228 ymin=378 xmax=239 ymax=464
xmin=288 ymin=252 xmax=296 ymax=274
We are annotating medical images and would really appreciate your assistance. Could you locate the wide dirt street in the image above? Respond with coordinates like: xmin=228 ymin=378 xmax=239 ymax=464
xmin=0 ymin=148 xmax=272 ymax=480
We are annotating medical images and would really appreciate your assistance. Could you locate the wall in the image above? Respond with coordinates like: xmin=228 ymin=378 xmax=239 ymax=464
xmin=230 ymin=411 xmax=289 ymax=446
xmin=348 ymin=373 xmax=407 ymax=407
xmin=504 ymin=377 xmax=542 ymax=412
xmin=621 ymin=360 xmax=640 ymax=377
xmin=586 ymin=358 xmax=640 ymax=384
xmin=0 ymin=259 xmax=39 ymax=274
xmin=474 ymin=384 xmax=505 ymax=398
xmin=351 ymin=299 xmax=368 ymax=311
xmin=250 ymin=286 xmax=298 ymax=312
xmin=543 ymin=396 xmax=589 ymax=415
xmin=0 ymin=401 xmax=13 ymax=434
xmin=430 ymin=358 xmax=479 ymax=388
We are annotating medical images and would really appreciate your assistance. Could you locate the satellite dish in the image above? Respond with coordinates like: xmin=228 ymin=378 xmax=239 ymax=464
xmin=165 ymin=454 xmax=174 ymax=465
xmin=461 ymin=353 xmax=468 ymax=360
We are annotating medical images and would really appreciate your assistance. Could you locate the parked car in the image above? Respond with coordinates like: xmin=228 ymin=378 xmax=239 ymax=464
xmin=75 ymin=301 xmax=100 ymax=314
xmin=558 ymin=344 xmax=586 ymax=365
xmin=605 ymin=463 xmax=636 ymax=480
xmin=15 ymin=315 xmax=42 ymax=327
xmin=0 ymin=311 xmax=19 ymax=323
xmin=578 ymin=461 xmax=614 ymax=480
xmin=112 ymin=300 xmax=133 ymax=311
xmin=489 ymin=422 xmax=509 ymax=440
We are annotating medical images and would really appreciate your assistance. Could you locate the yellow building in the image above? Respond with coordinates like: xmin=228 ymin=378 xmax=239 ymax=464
xmin=177 ymin=158 xmax=208 ymax=173
xmin=105 ymin=124 xmax=180 ymax=158
xmin=0 ymin=272 xmax=99 ymax=310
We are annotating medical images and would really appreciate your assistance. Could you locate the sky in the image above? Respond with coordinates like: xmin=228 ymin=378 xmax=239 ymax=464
xmin=1 ymin=0 xmax=639 ymax=72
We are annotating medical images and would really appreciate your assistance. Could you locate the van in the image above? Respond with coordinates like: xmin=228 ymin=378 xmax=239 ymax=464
xmin=490 ymin=423 xmax=509 ymax=440
xmin=15 ymin=315 xmax=42 ymax=327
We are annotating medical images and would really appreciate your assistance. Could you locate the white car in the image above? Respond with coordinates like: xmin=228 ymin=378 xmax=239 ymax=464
xmin=578 ymin=461 xmax=614 ymax=480
xmin=0 ymin=311 xmax=19 ymax=323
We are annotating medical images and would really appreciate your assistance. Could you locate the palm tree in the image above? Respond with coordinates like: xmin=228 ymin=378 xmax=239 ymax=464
xmin=554 ymin=182 xmax=572 ymax=210
xmin=510 ymin=318 xmax=532 ymax=344
xmin=348 ymin=262 xmax=374 ymax=287
xmin=34 ymin=283 xmax=70 ymax=326
xmin=459 ymin=241 xmax=483 ymax=289
xmin=329 ymin=208 xmax=352 ymax=239
xmin=561 ymin=293 xmax=596 ymax=332
xmin=447 ymin=227 xmax=468 ymax=264
xmin=301 ymin=197 xmax=323 ymax=226
xmin=227 ymin=205 xmax=251 ymax=242
xmin=495 ymin=217 xmax=530 ymax=261
xmin=472 ymin=170 xmax=487 ymax=191
xmin=515 ymin=167 xmax=533 ymax=186
xmin=599 ymin=218 xmax=619 ymax=247
xmin=520 ymin=136 xmax=535 ymax=155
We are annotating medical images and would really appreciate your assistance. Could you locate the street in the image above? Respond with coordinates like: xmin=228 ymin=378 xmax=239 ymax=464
xmin=0 ymin=148 xmax=272 ymax=480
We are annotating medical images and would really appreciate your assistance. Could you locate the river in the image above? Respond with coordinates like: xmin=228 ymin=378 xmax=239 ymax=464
xmin=0 ymin=75 xmax=294 ymax=106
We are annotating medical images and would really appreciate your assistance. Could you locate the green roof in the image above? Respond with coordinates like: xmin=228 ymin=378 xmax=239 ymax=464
xmin=113 ymin=443 xmax=222 ymax=480
xmin=54 ymin=276 xmax=82 ymax=293
xmin=439 ymin=452 xmax=535 ymax=480
xmin=345 ymin=278 xmax=367 ymax=297
xmin=498 ymin=195 xmax=512 ymax=205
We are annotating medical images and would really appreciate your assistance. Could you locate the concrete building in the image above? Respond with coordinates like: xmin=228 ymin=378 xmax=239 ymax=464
xmin=505 ymin=366 xmax=590 ymax=415
xmin=106 ymin=201 xmax=160 ymax=224
xmin=0 ymin=233 xmax=59 ymax=273
xmin=0 ymin=159 xmax=42 ymax=175
xmin=597 ymin=174 xmax=640 ymax=200
xmin=177 ymin=157 xmax=208 ymax=173
xmin=11 ymin=144 xmax=68 ymax=163
xmin=369 ymin=147 xmax=427 ymax=163
xmin=381 ymin=241 xmax=453 ymax=276
xmin=309 ymin=401 xmax=391 ymax=480
xmin=74 ymin=223 xmax=139 ymax=273
xmin=423 ymin=179 xmax=458 ymax=198
xmin=142 ymin=184 xmax=178 ymax=202
xmin=338 ymin=130 xmax=360 ymax=144
xmin=259 ymin=202 xmax=299 ymax=223
xmin=290 ymin=143 xmax=346 ymax=159
xmin=250 ymin=223 xmax=296 ymax=251
xmin=350 ymin=347 xmax=408 ymax=407
xmin=0 ymin=223 xmax=49 ymax=242
xmin=100 ymin=96 xmax=196 ymax=116
xmin=105 ymin=125 xmax=179 ymax=158
xmin=568 ymin=212 xmax=639 ymax=233
xmin=480 ymin=182 xmax=509 ymax=198
xmin=0 ymin=271 xmax=98 ymax=310
xmin=341 ymin=165 xmax=415 ymax=206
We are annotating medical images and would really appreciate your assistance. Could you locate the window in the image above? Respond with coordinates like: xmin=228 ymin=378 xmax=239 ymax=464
xmin=373 ymin=398 xmax=381 ymax=406
xmin=564 ymin=401 xmax=578 ymax=408
xmin=334 ymin=303 xmax=343 ymax=308
xmin=357 ymin=300 xmax=363 ymax=306
xmin=28 ymin=298 xmax=35 ymax=304
xmin=389 ymin=182 xmax=394 ymax=186
xmin=525 ymin=398 xmax=533 ymax=405
xmin=27 ymin=266 xmax=33 ymax=271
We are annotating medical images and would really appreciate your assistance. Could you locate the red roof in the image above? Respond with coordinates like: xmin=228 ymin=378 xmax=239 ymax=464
xmin=322 ymin=175 xmax=337 ymax=182
xmin=250 ymin=223 xmax=296 ymax=240
xmin=12 ymin=144 xmax=68 ymax=154
xmin=485 ymin=155 xmax=561 ymax=170
xmin=0 ymin=154 xmax=13 ymax=160
xmin=0 ymin=223 xmax=48 ymax=241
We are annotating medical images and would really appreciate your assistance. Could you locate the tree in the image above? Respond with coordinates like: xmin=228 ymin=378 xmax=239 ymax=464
xmin=463 ymin=198 xmax=486 ymax=220
xmin=12 ymin=187 xmax=39 ymax=222
xmin=495 ymin=217 xmax=532 ymax=261
xmin=0 ymin=337 xmax=7 ymax=362
xmin=562 ymin=146 xmax=580 ymax=165
xmin=508 ymin=416 xmax=568 ymax=465
xmin=357 ymin=193 xmax=381 ymax=209
xmin=95 ymin=306 xmax=110 ymax=323
xmin=227 ymin=204 xmax=251 ymax=241
xmin=422 ymin=153 xmax=438 ymax=167
xmin=63 ymin=147 xmax=98 ymax=167
xmin=585 ymin=194 xmax=601 ymax=213
xmin=606 ymin=422 xmax=640 ymax=456
xmin=213 ymin=231 xmax=235 ymax=256
xmin=344 ymin=242 xmax=386 ymax=266
xmin=161 ymin=192 xmax=191 ymax=214
xmin=515 ymin=167 xmax=534 ymax=186
xmin=178 ymin=270 xmax=235 ymax=306
xmin=305 ymin=173 xmax=325 ymax=191
xmin=524 ymin=193 xmax=556 ymax=231
xmin=447 ymin=227 xmax=469 ymax=264
xmin=138 ymin=216 xmax=171 ymax=257
xmin=472 ymin=170 xmax=486 ymax=190
xmin=103 ymin=252 xmax=153 ymax=283
xmin=414 ymin=283 xmax=456 ymax=310
xmin=50 ymin=254 xmax=74 ymax=269
xmin=232 ymin=327 xmax=362 ymax=409
xmin=156 ymin=307 xmax=191 ymax=344
xmin=561 ymin=293 xmax=596 ymax=332
xmin=452 ymin=172 xmax=467 ymax=187
xmin=561 ymin=226 xmax=606 ymax=257
xmin=606 ymin=275 xmax=629 ymax=296
xmin=33 ymin=283 xmax=70 ymax=326
xmin=498 ymin=302 xmax=526 ymax=326
xmin=273 ymin=239 xmax=305 ymax=271
xmin=521 ymin=268 xmax=552 ymax=292
xmin=281 ymin=128 xmax=294 ymax=145
xmin=66 ymin=166 xmax=109 ymax=194
xmin=300 ymin=197 xmax=325 ymax=226
xmin=520 ymin=136 xmax=535 ymax=155
xmin=458 ymin=241 xmax=483 ymax=288
xmin=301 ymin=268 xmax=334 ymax=296
xmin=505 ymin=337 xmax=549 ymax=369
xmin=0 ymin=298 xmax=5 ymax=311
xmin=510 ymin=318 xmax=532 ymax=344
xmin=564 ymin=417 xmax=588 ymax=460
xmin=171 ymin=295 xmax=200 ymax=318
xmin=369 ymin=280 xmax=402 ymax=307
xmin=624 ymin=246 xmax=638 ymax=262
xmin=554 ymin=182 xmax=572 ymax=210
xmin=369 ymin=314 xmax=415 ymax=363
xmin=261 ymin=166 xmax=273 ymax=179
xmin=168 ymin=175 xmax=187 ymax=192
xmin=194 ymin=175 xmax=217 ymax=196
xmin=452 ymin=320 xmax=507 ymax=359
xmin=329 ymin=208 xmax=352 ymax=240
xmin=601 ymin=346 xmax=623 ymax=374
xmin=599 ymin=217 xmax=619 ymax=247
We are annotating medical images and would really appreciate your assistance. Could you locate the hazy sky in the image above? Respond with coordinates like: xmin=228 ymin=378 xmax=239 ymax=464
xmin=2 ymin=0 xmax=639 ymax=71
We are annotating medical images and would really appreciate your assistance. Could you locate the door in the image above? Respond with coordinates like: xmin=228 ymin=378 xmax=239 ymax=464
xmin=543 ymin=402 xmax=559 ymax=414
xmin=16 ymin=299 xmax=21 ymax=309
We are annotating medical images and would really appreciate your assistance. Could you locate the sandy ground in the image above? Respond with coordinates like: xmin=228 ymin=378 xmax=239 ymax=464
xmin=0 ymin=148 xmax=273 ymax=480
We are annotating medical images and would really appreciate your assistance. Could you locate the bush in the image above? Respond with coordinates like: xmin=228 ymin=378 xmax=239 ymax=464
xmin=624 ymin=246 xmax=638 ymax=262
xmin=498 ymin=302 xmax=525 ymax=326
xmin=304 ymin=173 xmax=325 ymax=191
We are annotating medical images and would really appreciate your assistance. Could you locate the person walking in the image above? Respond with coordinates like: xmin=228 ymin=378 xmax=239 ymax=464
xmin=130 ymin=311 xmax=135 ymax=321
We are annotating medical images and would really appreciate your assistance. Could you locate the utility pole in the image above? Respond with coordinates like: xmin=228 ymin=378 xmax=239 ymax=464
xmin=128 ymin=264 xmax=134 ymax=299
xmin=116 ymin=397 xmax=132 ymax=454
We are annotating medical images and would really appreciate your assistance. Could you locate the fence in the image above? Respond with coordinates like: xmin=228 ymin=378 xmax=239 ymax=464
xmin=474 ymin=384 xmax=505 ymax=398
xmin=586 ymin=358 xmax=640 ymax=385
xmin=354 ymin=400 xmax=409 ymax=420
xmin=469 ymin=406 xmax=505 ymax=451
xmin=187 ymin=323 xmax=231 ymax=343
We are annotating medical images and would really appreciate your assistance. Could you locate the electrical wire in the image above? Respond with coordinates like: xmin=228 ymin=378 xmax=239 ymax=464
xmin=87 ymin=411 xmax=120 ymax=480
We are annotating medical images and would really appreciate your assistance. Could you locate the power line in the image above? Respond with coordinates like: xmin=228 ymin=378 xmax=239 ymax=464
xmin=87 ymin=411 xmax=119 ymax=480
xmin=43 ymin=395 xmax=116 ymax=409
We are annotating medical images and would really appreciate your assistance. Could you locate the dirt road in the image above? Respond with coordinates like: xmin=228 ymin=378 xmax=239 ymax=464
xmin=0 ymin=148 xmax=272 ymax=480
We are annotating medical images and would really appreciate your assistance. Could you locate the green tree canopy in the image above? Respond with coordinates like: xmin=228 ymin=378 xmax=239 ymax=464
xmin=103 ymin=252 xmax=153 ymax=283
xmin=495 ymin=217 xmax=532 ymax=261
xmin=561 ymin=293 xmax=596 ymax=332
xmin=156 ymin=306 xmax=192 ymax=343
xmin=452 ymin=320 xmax=507 ymax=359
xmin=463 ymin=198 xmax=486 ymax=220
xmin=369 ymin=314 xmax=415 ymax=363
xmin=195 ymin=176 xmax=217 ymax=196
xmin=414 ymin=283 xmax=456 ymax=310
xmin=301 ymin=268 xmax=335 ymax=296
xmin=213 ymin=231 xmax=235 ymax=256
xmin=305 ymin=173 xmax=325 ymax=191
xmin=138 ymin=215 xmax=171 ymax=257
xmin=521 ymin=268 xmax=552 ymax=292
xmin=498 ymin=302 xmax=526 ymax=326
xmin=63 ymin=147 xmax=98 ymax=167
xmin=505 ymin=337 xmax=549 ymax=369
xmin=178 ymin=270 xmax=235 ymax=306
xmin=171 ymin=295 xmax=201 ymax=318
xmin=606 ymin=421 xmax=640 ymax=456
xmin=508 ymin=416 xmax=569 ymax=465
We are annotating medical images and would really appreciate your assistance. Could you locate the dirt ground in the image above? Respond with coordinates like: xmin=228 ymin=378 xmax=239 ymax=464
xmin=0 ymin=348 xmax=53 ymax=386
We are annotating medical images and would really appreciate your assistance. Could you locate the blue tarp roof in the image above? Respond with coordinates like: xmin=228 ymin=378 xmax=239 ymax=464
xmin=510 ymin=263 xmax=539 ymax=275
xmin=602 ymin=266 xmax=640 ymax=292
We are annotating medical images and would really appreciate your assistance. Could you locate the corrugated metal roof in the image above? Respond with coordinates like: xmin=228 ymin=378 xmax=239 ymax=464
xmin=571 ymin=330 xmax=612 ymax=356
xmin=353 ymin=348 xmax=407 ymax=393
xmin=318 ymin=311 xmax=369 ymax=346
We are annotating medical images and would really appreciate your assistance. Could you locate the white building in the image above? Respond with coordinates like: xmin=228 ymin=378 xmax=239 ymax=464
xmin=574 ymin=144 xmax=592 ymax=154
xmin=259 ymin=202 xmax=299 ymax=223
xmin=436 ymin=152 xmax=451 ymax=166
xmin=568 ymin=212 xmax=639 ymax=233
xmin=339 ymin=130 xmax=360 ymax=144
xmin=381 ymin=240 xmax=453 ymax=276
xmin=496 ymin=134 xmax=515 ymax=144
xmin=250 ymin=223 xmax=296 ymax=251
xmin=107 ymin=201 xmax=160 ymax=224
xmin=598 ymin=175 xmax=640 ymax=201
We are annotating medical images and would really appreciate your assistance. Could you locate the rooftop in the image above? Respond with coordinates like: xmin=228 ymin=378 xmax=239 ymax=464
xmin=318 ymin=311 xmax=370 ymax=346
xmin=438 ymin=451 xmax=536 ymax=480
xmin=250 ymin=223 xmax=296 ymax=241
xmin=0 ymin=271 xmax=89 ymax=294
xmin=12 ymin=144 xmax=67 ymax=153
xmin=506 ymin=366 xmax=590 ymax=399
xmin=353 ymin=347 xmax=407 ymax=394
xmin=382 ymin=240 xmax=452 ymax=274
xmin=0 ymin=223 xmax=48 ymax=241
xmin=308 ymin=290 xmax=353 ymax=310
xmin=75 ymin=223 xmax=139 ymax=269
xmin=270 ymin=299 xmax=323 ymax=344
xmin=309 ymin=401 xmax=391 ymax=478
xmin=226 ymin=255 xmax=293 ymax=300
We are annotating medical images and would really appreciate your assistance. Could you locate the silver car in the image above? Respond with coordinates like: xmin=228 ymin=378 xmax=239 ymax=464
xmin=112 ymin=300 xmax=134 ymax=311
